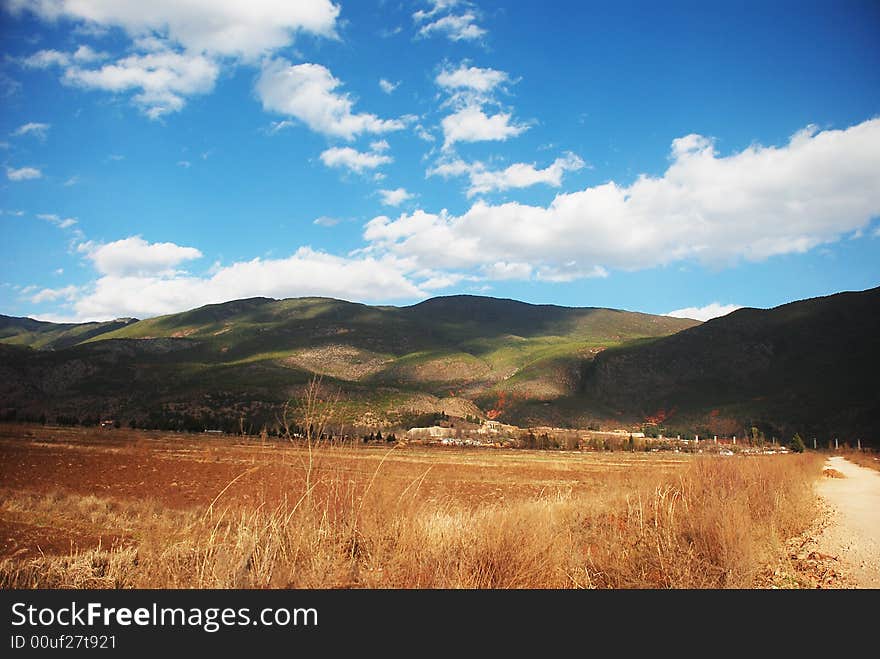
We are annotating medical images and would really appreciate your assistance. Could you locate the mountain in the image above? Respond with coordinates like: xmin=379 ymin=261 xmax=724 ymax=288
xmin=579 ymin=286 xmax=880 ymax=441
xmin=0 ymin=295 xmax=696 ymax=430
xmin=0 ymin=315 xmax=138 ymax=350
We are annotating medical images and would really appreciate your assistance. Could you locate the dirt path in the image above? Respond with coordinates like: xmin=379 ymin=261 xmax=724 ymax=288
xmin=810 ymin=456 xmax=880 ymax=588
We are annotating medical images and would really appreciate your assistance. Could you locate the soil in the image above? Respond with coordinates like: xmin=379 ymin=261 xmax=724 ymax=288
xmin=777 ymin=456 xmax=880 ymax=589
xmin=0 ymin=424 xmax=688 ymax=559
xmin=811 ymin=456 xmax=880 ymax=588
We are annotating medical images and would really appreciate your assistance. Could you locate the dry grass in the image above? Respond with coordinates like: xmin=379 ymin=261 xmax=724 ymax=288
xmin=837 ymin=450 xmax=880 ymax=473
xmin=0 ymin=438 xmax=823 ymax=589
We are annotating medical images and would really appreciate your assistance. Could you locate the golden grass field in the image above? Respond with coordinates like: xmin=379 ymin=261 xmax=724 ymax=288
xmin=0 ymin=424 xmax=824 ymax=588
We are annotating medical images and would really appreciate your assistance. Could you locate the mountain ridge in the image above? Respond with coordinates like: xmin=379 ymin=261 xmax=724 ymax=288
xmin=579 ymin=285 xmax=880 ymax=440
xmin=0 ymin=294 xmax=696 ymax=430
xmin=2 ymin=287 xmax=877 ymax=441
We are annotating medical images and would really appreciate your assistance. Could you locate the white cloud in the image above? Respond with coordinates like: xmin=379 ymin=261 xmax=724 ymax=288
xmin=413 ymin=0 xmax=463 ymax=21
xmin=414 ymin=124 xmax=435 ymax=142
xmin=38 ymin=213 xmax=78 ymax=229
xmin=379 ymin=78 xmax=399 ymax=94
xmin=30 ymin=285 xmax=81 ymax=304
xmin=433 ymin=60 xmax=527 ymax=153
xmin=419 ymin=272 xmax=468 ymax=290
xmin=11 ymin=122 xmax=51 ymax=139
xmin=365 ymin=119 xmax=880 ymax=280
xmin=63 ymin=49 xmax=219 ymax=119
xmin=379 ymin=26 xmax=403 ymax=38
xmin=313 ymin=216 xmax=341 ymax=227
xmin=21 ymin=49 xmax=71 ymax=69
xmin=436 ymin=62 xmax=508 ymax=95
xmin=417 ymin=11 xmax=485 ymax=42
xmin=177 ymin=160 xmax=191 ymax=168
xmin=54 ymin=246 xmax=425 ymax=321
xmin=320 ymin=145 xmax=392 ymax=174
xmin=266 ymin=119 xmax=295 ymax=134
xmin=13 ymin=2 xmax=341 ymax=119
xmin=64 ymin=175 xmax=80 ymax=186
xmin=73 ymin=45 xmax=108 ymax=62
xmin=80 ymin=236 xmax=203 ymax=276
xmin=535 ymin=264 xmax=608 ymax=282
xmin=378 ymin=187 xmax=414 ymax=207
xmin=482 ymin=261 xmax=533 ymax=280
xmin=257 ymin=59 xmax=407 ymax=140
xmin=9 ymin=0 xmax=341 ymax=60
xmin=441 ymin=105 xmax=528 ymax=149
xmin=6 ymin=166 xmax=42 ymax=181
xmin=429 ymin=152 xmax=585 ymax=196
xmin=665 ymin=303 xmax=742 ymax=322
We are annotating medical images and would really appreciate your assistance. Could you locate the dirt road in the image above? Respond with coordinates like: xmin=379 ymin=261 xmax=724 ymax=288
xmin=813 ymin=456 xmax=880 ymax=588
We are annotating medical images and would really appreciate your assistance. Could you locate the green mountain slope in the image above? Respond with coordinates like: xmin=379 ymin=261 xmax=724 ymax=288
xmin=579 ymin=286 xmax=880 ymax=441
xmin=0 ymin=315 xmax=138 ymax=350
xmin=0 ymin=295 xmax=696 ymax=429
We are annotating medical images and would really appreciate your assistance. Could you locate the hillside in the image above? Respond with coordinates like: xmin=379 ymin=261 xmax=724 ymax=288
xmin=0 ymin=315 xmax=137 ymax=350
xmin=0 ymin=295 xmax=696 ymax=430
xmin=580 ymin=286 xmax=880 ymax=441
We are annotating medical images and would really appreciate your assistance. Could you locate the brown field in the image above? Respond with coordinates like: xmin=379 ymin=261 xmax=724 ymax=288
xmin=0 ymin=424 xmax=823 ymax=588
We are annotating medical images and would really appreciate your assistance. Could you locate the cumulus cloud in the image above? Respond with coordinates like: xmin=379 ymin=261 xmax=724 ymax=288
xmin=6 ymin=166 xmax=42 ymax=180
xmin=366 ymin=119 xmax=880 ymax=280
xmin=433 ymin=63 xmax=526 ymax=149
xmin=79 ymin=236 xmax=203 ymax=276
xmin=11 ymin=122 xmax=50 ymax=139
xmin=62 ymin=48 xmax=219 ymax=119
xmin=441 ymin=105 xmax=527 ymax=149
xmin=665 ymin=303 xmax=742 ymax=322
xmin=30 ymin=285 xmax=81 ymax=304
xmin=8 ymin=0 xmax=341 ymax=60
xmin=414 ymin=1 xmax=486 ymax=42
xmin=481 ymin=261 xmax=533 ymax=280
xmin=320 ymin=145 xmax=392 ymax=174
xmin=72 ymin=44 xmax=108 ymax=62
xmin=436 ymin=63 xmax=506 ymax=92
xmin=54 ymin=246 xmax=425 ymax=321
xmin=21 ymin=49 xmax=72 ymax=69
xmin=257 ymin=59 xmax=407 ymax=140
xmin=13 ymin=1 xmax=341 ymax=117
xmin=429 ymin=152 xmax=585 ymax=196
xmin=378 ymin=187 xmax=414 ymax=207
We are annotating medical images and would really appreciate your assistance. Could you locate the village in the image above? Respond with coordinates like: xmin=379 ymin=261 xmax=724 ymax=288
xmin=401 ymin=418 xmax=809 ymax=454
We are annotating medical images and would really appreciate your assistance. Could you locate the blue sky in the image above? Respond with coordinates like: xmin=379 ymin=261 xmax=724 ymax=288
xmin=1 ymin=0 xmax=879 ymax=322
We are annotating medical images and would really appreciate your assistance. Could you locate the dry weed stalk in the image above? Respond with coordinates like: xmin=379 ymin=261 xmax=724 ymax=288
xmin=0 ymin=433 xmax=824 ymax=589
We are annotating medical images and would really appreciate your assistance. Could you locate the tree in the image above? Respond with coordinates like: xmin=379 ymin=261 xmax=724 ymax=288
xmin=750 ymin=426 xmax=765 ymax=447
xmin=789 ymin=433 xmax=806 ymax=453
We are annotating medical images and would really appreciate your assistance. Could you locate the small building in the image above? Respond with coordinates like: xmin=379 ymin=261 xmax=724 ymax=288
xmin=407 ymin=426 xmax=456 ymax=439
